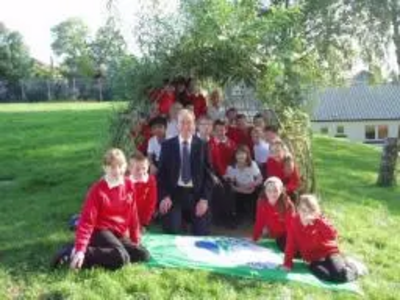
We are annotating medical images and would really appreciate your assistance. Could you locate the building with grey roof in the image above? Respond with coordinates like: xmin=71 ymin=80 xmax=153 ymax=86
xmin=311 ymin=80 xmax=400 ymax=144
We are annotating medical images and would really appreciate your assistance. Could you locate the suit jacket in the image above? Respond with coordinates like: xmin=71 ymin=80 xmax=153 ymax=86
xmin=158 ymin=135 xmax=212 ymax=202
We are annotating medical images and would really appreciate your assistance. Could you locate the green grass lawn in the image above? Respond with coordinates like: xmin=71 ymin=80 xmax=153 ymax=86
xmin=0 ymin=102 xmax=399 ymax=299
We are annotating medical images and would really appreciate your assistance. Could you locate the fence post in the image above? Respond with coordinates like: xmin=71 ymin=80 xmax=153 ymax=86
xmin=20 ymin=80 xmax=26 ymax=101
xmin=72 ymin=77 xmax=77 ymax=100
xmin=98 ymin=78 xmax=103 ymax=101
xmin=47 ymin=79 xmax=52 ymax=101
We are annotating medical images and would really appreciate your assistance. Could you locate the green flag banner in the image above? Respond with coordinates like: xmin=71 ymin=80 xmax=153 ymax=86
xmin=142 ymin=234 xmax=362 ymax=294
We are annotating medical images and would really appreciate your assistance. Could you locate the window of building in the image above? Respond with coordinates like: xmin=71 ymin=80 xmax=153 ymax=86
xmin=320 ymin=127 xmax=329 ymax=134
xmin=334 ymin=125 xmax=347 ymax=137
xmin=377 ymin=125 xmax=388 ymax=140
xmin=365 ymin=125 xmax=376 ymax=140
xmin=336 ymin=125 xmax=345 ymax=134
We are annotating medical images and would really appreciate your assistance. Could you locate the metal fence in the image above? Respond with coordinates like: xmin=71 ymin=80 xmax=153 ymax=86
xmin=0 ymin=78 xmax=113 ymax=102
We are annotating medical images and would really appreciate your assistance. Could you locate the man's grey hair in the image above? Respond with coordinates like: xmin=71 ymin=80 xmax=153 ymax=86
xmin=178 ymin=109 xmax=195 ymax=123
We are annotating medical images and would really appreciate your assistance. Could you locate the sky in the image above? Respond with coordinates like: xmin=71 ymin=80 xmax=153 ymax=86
xmin=0 ymin=0 xmax=180 ymax=63
xmin=0 ymin=0 xmax=397 ymax=75
xmin=0 ymin=0 xmax=110 ymax=63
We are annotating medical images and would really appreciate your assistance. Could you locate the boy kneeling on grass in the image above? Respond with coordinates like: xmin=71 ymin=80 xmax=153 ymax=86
xmin=51 ymin=148 xmax=149 ymax=271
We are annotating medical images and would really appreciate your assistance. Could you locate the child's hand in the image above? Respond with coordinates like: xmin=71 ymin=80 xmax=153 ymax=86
xmin=70 ymin=249 xmax=85 ymax=270
xmin=141 ymin=226 xmax=147 ymax=234
xmin=159 ymin=197 xmax=172 ymax=215
xmin=196 ymin=199 xmax=208 ymax=217
xmin=262 ymin=227 xmax=269 ymax=237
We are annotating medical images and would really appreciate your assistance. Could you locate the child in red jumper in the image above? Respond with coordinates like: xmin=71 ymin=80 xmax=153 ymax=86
xmin=157 ymin=81 xmax=176 ymax=116
xmin=187 ymin=81 xmax=207 ymax=118
xmin=208 ymin=119 xmax=237 ymax=227
xmin=209 ymin=119 xmax=237 ymax=178
xmin=225 ymin=107 xmax=238 ymax=128
xmin=283 ymin=154 xmax=300 ymax=201
xmin=227 ymin=114 xmax=253 ymax=152
xmin=283 ymin=195 xmax=366 ymax=283
xmin=252 ymin=177 xmax=294 ymax=252
xmin=51 ymin=149 xmax=149 ymax=271
xmin=129 ymin=152 xmax=158 ymax=229
xmin=131 ymin=115 xmax=152 ymax=155
xmin=266 ymin=141 xmax=300 ymax=200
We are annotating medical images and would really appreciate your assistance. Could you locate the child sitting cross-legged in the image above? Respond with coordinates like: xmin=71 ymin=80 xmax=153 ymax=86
xmin=51 ymin=148 xmax=149 ymax=271
xmin=224 ymin=145 xmax=263 ymax=223
xmin=282 ymin=194 xmax=368 ymax=283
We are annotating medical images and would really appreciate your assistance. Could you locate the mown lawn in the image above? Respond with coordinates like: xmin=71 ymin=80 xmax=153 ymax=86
xmin=0 ymin=102 xmax=399 ymax=299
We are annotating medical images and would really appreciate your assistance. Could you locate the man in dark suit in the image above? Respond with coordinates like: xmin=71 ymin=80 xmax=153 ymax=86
xmin=158 ymin=109 xmax=212 ymax=235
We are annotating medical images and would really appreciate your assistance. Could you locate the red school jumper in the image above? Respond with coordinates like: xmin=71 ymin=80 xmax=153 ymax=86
xmin=134 ymin=124 xmax=152 ymax=155
xmin=157 ymin=91 xmax=175 ymax=116
xmin=74 ymin=178 xmax=141 ymax=253
xmin=226 ymin=126 xmax=253 ymax=151
xmin=283 ymin=215 xmax=340 ymax=269
xmin=132 ymin=175 xmax=158 ymax=227
xmin=265 ymin=157 xmax=300 ymax=194
xmin=187 ymin=93 xmax=207 ymax=118
xmin=252 ymin=197 xmax=295 ymax=242
xmin=208 ymin=137 xmax=237 ymax=177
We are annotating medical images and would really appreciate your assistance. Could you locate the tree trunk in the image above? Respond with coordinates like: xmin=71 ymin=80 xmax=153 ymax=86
xmin=377 ymin=138 xmax=399 ymax=187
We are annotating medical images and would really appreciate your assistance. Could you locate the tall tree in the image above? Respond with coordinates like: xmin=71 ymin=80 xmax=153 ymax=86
xmin=0 ymin=23 xmax=33 ymax=83
xmin=91 ymin=18 xmax=127 ymax=68
xmin=51 ymin=18 xmax=94 ymax=77
xmin=300 ymin=0 xmax=400 ymax=81
xmin=355 ymin=0 xmax=400 ymax=79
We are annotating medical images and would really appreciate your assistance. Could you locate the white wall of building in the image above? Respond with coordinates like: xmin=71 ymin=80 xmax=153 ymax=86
xmin=312 ymin=120 xmax=400 ymax=143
